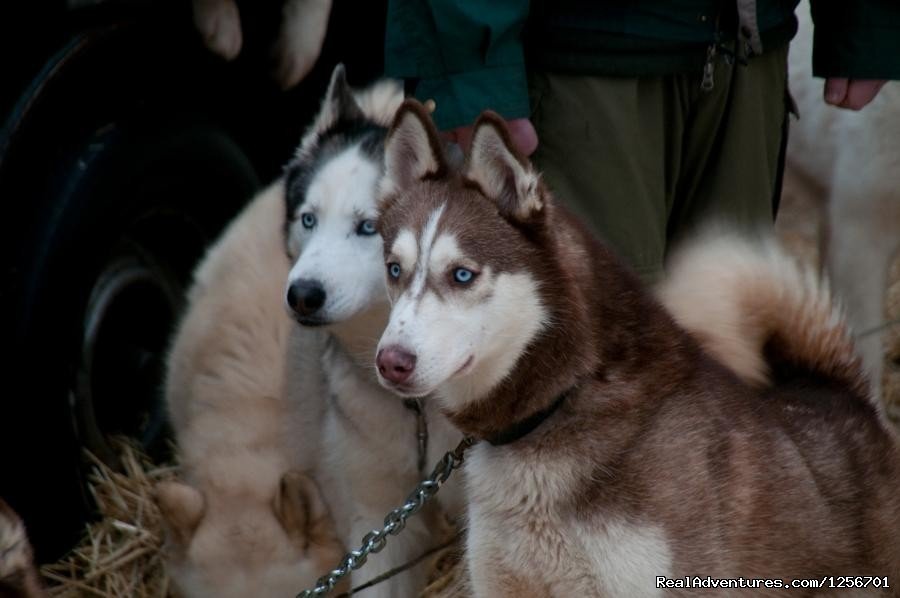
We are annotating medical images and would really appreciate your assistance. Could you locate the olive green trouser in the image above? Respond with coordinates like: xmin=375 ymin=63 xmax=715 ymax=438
xmin=528 ymin=45 xmax=789 ymax=282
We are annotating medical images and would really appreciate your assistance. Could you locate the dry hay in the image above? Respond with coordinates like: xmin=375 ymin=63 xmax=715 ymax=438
xmin=37 ymin=435 xmax=463 ymax=598
xmin=41 ymin=439 xmax=176 ymax=597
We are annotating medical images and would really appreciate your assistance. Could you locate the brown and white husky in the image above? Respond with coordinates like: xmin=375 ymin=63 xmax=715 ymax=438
xmin=373 ymin=100 xmax=900 ymax=597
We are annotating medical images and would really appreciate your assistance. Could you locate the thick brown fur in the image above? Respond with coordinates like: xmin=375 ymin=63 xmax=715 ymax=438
xmin=376 ymin=100 xmax=900 ymax=597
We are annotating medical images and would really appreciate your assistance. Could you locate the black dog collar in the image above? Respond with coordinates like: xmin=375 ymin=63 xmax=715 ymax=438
xmin=484 ymin=388 xmax=571 ymax=447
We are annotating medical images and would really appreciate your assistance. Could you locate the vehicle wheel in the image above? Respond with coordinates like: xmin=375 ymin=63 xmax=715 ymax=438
xmin=4 ymin=117 xmax=259 ymax=560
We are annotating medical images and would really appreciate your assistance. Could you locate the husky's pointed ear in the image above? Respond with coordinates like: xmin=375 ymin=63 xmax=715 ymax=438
xmin=465 ymin=111 xmax=544 ymax=222
xmin=319 ymin=63 xmax=364 ymax=125
xmin=155 ymin=481 xmax=205 ymax=548
xmin=294 ymin=64 xmax=364 ymax=160
xmin=380 ymin=99 xmax=446 ymax=198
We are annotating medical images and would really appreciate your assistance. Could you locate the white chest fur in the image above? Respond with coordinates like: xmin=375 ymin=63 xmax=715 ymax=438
xmin=464 ymin=444 xmax=672 ymax=597
xmin=305 ymin=337 xmax=464 ymax=598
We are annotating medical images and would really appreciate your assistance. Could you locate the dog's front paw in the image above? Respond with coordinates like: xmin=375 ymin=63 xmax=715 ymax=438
xmin=0 ymin=499 xmax=44 ymax=597
xmin=273 ymin=0 xmax=332 ymax=89
xmin=192 ymin=0 xmax=243 ymax=61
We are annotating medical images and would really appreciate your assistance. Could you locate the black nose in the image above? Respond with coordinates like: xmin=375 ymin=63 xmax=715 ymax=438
xmin=287 ymin=279 xmax=327 ymax=316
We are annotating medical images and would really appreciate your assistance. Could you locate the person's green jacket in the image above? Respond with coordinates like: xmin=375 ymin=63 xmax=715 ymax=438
xmin=385 ymin=0 xmax=900 ymax=130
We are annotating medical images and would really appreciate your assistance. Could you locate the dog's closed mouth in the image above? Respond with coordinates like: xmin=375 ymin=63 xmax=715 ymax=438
xmin=293 ymin=314 xmax=331 ymax=327
xmin=453 ymin=355 xmax=474 ymax=377
xmin=381 ymin=378 xmax=429 ymax=398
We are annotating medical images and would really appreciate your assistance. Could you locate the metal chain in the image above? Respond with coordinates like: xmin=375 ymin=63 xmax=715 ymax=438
xmin=297 ymin=436 xmax=476 ymax=598
xmin=335 ymin=535 xmax=458 ymax=598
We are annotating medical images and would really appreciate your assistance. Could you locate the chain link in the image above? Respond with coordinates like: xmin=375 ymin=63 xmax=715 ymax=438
xmin=297 ymin=436 xmax=475 ymax=598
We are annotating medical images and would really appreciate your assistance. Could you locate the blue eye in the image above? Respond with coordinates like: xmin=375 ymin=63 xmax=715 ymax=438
xmin=300 ymin=213 xmax=317 ymax=229
xmin=453 ymin=268 xmax=475 ymax=284
xmin=388 ymin=263 xmax=402 ymax=279
xmin=357 ymin=219 xmax=377 ymax=236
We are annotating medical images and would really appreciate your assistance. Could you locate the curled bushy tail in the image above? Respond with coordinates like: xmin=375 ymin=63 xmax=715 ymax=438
xmin=658 ymin=230 xmax=869 ymax=400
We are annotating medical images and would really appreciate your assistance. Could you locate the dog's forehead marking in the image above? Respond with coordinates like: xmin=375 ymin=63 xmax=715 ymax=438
xmin=430 ymin=233 xmax=462 ymax=271
xmin=391 ymin=228 xmax=418 ymax=269
xmin=410 ymin=203 xmax=446 ymax=298
xmin=302 ymin=144 xmax=379 ymax=215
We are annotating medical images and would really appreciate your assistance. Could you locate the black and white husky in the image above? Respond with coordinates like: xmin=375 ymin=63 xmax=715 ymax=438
xmin=282 ymin=66 xmax=463 ymax=598
xmin=162 ymin=67 xmax=462 ymax=597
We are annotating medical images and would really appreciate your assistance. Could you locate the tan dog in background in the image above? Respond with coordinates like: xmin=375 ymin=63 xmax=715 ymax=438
xmin=158 ymin=181 xmax=343 ymax=597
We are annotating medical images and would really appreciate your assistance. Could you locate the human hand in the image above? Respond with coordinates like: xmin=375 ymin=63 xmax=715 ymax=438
xmin=443 ymin=117 xmax=539 ymax=156
xmin=823 ymin=78 xmax=887 ymax=111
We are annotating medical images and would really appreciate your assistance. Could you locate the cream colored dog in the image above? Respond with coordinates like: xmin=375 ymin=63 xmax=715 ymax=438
xmin=159 ymin=181 xmax=342 ymax=597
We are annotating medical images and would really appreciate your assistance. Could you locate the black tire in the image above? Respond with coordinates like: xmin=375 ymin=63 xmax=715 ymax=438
xmin=4 ymin=116 xmax=259 ymax=560
xmin=58 ymin=120 xmax=260 ymax=466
